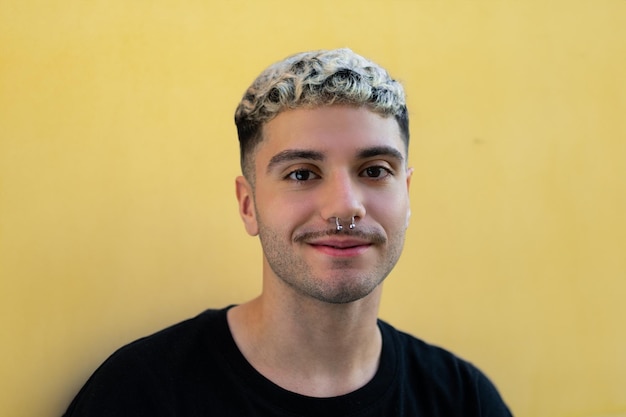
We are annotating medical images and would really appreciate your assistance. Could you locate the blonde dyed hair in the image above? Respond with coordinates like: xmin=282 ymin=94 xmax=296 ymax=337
xmin=234 ymin=48 xmax=409 ymax=180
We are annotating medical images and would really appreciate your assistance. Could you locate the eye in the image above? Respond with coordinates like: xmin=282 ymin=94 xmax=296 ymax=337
xmin=287 ymin=169 xmax=320 ymax=182
xmin=361 ymin=165 xmax=392 ymax=179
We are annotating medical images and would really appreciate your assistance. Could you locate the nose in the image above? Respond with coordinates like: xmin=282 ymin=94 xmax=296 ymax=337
xmin=319 ymin=171 xmax=366 ymax=225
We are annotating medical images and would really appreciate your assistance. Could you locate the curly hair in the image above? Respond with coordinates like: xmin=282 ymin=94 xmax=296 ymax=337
xmin=234 ymin=48 xmax=409 ymax=180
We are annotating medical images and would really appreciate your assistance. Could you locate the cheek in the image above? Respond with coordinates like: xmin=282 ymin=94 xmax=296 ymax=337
xmin=256 ymin=192 xmax=313 ymax=229
xmin=367 ymin=194 xmax=411 ymax=228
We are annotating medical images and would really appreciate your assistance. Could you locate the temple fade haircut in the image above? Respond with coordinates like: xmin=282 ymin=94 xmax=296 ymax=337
xmin=234 ymin=48 xmax=409 ymax=182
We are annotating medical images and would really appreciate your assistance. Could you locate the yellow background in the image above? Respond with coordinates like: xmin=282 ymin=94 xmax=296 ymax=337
xmin=1 ymin=1 xmax=625 ymax=416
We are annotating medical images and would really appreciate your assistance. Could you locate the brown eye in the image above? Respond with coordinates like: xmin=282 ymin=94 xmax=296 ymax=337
xmin=287 ymin=169 xmax=319 ymax=181
xmin=362 ymin=166 xmax=391 ymax=179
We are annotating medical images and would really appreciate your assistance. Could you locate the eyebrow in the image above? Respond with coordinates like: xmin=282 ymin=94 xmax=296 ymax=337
xmin=266 ymin=145 xmax=405 ymax=174
xmin=266 ymin=149 xmax=325 ymax=174
xmin=357 ymin=146 xmax=405 ymax=163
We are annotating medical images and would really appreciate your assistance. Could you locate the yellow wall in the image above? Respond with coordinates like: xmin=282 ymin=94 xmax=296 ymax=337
xmin=1 ymin=1 xmax=625 ymax=416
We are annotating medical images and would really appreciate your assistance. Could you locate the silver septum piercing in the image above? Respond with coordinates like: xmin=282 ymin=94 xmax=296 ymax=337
xmin=335 ymin=217 xmax=356 ymax=231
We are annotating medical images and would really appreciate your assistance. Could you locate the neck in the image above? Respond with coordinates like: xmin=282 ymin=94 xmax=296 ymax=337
xmin=227 ymin=287 xmax=383 ymax=397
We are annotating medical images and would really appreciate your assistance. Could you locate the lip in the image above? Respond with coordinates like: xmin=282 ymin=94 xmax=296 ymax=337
xmin=307 ymin=237 xmax=372 ymax=257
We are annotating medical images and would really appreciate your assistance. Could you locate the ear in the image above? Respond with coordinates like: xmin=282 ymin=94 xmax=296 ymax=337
xmin=235 ymin=176 xmax=259 ymax=236
xmin=405 ymin=167 xmax=414 ymax=227
xmin=405 ymin=167 xmax=413 ymax=190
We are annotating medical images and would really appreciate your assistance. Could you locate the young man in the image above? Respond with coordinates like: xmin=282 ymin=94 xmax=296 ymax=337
xmin=64 ymin=48 xmax=512 ymax=416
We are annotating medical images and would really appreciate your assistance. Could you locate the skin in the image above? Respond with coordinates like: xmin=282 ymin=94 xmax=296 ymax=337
xmin=229 ymin=105 xmax=412 ymax=398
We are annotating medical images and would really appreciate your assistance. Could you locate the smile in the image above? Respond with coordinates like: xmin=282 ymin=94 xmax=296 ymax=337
xmin=307 ymin=238 xmax=372 ymax=257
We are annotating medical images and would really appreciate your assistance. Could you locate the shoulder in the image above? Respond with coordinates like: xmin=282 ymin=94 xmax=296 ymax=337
xmin=120 ymin=308 xmax=224 ymax=351
xmin=102 ymin=308 xmax=226 ymax=367
xmin=63 ymin=308 xmax=230 ymax=416
xmin=379 ymin=320 xmax=513 ymax=415
xmin=380 ymin=320 xmax=484 ymax=379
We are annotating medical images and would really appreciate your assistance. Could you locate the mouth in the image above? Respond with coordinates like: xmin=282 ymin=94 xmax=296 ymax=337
xmin=307 ymin=238 xmax=373 ymax=257
xmin=294 ymin=228 xmax=386 ymax=258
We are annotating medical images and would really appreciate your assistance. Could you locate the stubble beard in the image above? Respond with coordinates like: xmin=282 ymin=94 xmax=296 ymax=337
xmin=256 ymin=218 xmax=405 ymax=305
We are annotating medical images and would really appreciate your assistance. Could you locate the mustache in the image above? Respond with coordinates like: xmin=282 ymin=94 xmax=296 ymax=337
xmin=293 ymin=228 xmax=387 ymax=245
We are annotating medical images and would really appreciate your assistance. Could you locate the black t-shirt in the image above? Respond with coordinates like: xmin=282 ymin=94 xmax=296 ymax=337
xmin=64 ymin=307 xmax=513 ymax=416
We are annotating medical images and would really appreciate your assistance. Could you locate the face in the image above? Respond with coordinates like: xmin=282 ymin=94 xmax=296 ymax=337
xmin=236 ymin=106 xmax=412 ymax=304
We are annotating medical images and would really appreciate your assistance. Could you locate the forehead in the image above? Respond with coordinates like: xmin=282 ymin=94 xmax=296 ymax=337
xmin=257 ymin=106 xmax=405 ymax=162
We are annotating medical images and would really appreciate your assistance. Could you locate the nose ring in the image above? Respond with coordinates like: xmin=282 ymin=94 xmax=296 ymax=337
xmin=335 ymin=217 xmax=356 ymax=231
